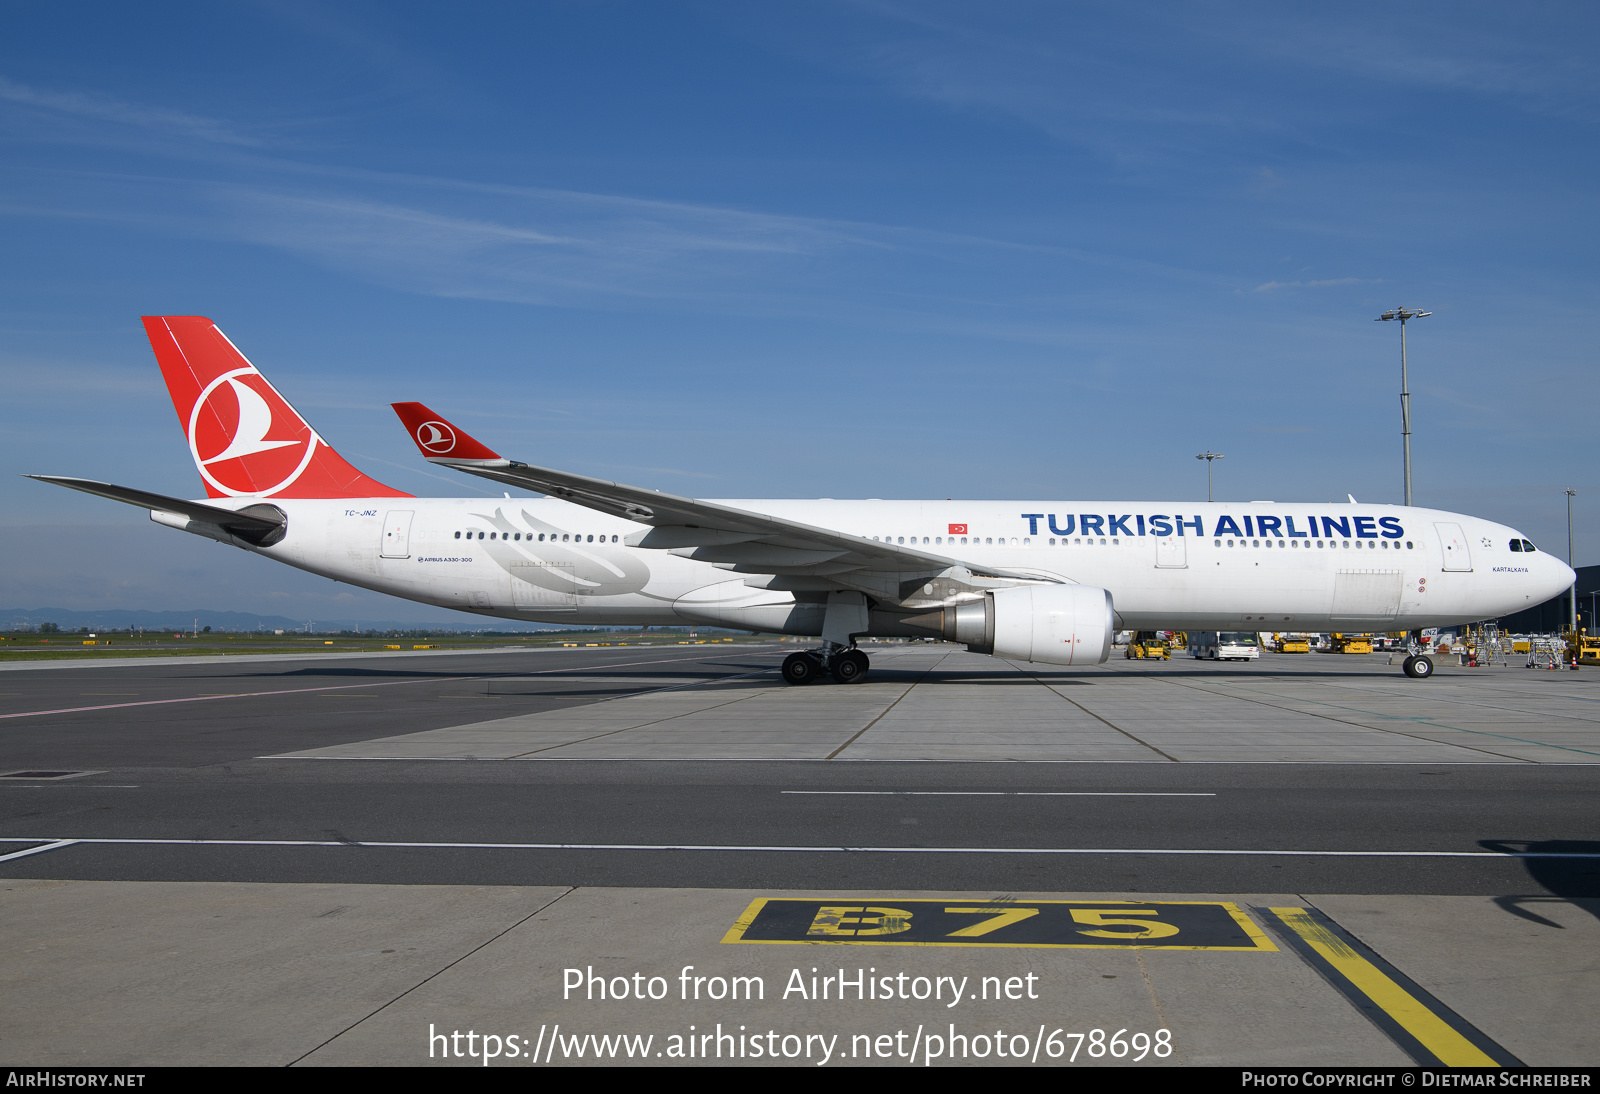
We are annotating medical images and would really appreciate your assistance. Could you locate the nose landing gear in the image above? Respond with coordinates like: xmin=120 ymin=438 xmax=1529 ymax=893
xmin=1402 ymin=654 xmax=1434 ymax=679
xmin=781 ymin=644 xmax=870 ymax=685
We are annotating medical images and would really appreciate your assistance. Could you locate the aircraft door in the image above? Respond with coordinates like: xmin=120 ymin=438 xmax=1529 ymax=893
xmin=380 ymin=510 xmax=414 ymax=558
xmin=1434 ymin=522 xmax=1472 ymax=571
xmin=1155 ymin=533 xmax=1186 ymax=568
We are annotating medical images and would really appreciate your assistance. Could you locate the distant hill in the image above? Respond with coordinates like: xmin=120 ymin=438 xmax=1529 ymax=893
xmin=0 ymin=607 xmax=564 ymax=634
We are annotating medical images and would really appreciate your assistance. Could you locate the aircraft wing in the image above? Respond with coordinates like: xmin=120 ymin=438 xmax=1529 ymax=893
xmin=389 ymin=403 xmax=1056 ymax=605
xmin=27 ymin=475 xmax=287 ymax=546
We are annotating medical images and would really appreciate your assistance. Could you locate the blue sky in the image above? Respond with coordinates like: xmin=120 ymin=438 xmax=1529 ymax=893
xmin=3 ymin=1 xmax=1597 ymax=620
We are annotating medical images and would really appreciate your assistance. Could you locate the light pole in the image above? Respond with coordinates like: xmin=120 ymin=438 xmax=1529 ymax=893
xmin=1377 ymin=307 xmax=1430 ymax=507
xmin=1196 ymin=451 xmax=1224 ymax=502
xmin=1567 ymin=488 xmax=1578 ymax=632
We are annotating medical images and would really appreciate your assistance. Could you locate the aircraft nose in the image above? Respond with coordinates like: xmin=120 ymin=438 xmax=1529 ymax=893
xmin=1548 ymin=555 xmax=1577 ymax=599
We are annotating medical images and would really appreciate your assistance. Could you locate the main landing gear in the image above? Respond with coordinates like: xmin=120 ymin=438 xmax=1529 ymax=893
xmin=1402 ymin=654 xmax=1434 ymax=679
xmin=782 ymin=645 xmax=870 ymax=685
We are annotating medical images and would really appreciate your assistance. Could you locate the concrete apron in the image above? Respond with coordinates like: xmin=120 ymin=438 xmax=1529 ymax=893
xmin=266 ymin=648 xmax=1600 ymax=764
xmin=3 ymin=879 xmax=1595 ymax=1066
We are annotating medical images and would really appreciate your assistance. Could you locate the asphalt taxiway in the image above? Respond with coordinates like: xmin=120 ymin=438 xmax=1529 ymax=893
xmin=2 ymin=643 xmax=1597 ymax=1066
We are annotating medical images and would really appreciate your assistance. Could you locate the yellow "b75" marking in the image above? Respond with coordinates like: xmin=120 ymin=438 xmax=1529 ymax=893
xmin=943 ymin=907 xmax=1040 ymax=936
xmin=1069 ymin=908 xmax=1180 ymax=940
xmin=728 ymin=898 xmax=1276 ymax=950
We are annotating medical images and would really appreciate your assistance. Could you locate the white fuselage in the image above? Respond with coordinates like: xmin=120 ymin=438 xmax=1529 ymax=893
xmin=190 ymin=497 xmax=1574 ymax=636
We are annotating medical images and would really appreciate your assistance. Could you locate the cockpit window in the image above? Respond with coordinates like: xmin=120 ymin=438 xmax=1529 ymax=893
xmin=1510 ymin=540 xmax=1522 ymax=552
xmin=1523 ymin=539 xmax=1538 ymax=552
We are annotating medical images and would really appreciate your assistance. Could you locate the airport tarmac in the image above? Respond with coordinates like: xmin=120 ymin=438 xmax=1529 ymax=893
xmin=1 ymin=642 xmax=1596 ymax=1067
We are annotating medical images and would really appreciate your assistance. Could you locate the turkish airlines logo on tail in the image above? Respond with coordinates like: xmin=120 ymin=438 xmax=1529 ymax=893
xmin=415 ymin=421 xmax=457 ymax=454
xmin=188 ymin=368 xmax=318 ymax=496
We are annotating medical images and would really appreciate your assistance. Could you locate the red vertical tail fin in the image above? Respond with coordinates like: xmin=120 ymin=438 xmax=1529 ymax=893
xmin=142 ymin=316 xmax=410 ymax=499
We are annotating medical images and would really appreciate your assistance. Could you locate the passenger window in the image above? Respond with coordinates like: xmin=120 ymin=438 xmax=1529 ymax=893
xmin=478 ymin=532 xmax=485 ymax=540
xmin=562 ymin=534 xmax=569 ymax=542
xmin=454 ymin=531 xmax=461 ymax=539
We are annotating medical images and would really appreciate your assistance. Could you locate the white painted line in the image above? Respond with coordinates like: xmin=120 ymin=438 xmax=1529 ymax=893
xmin=0 ymin=839 xmax=79 ymax=862
xmin=0 ymin=836 xmax=1594 ymax=858
xmin=781 ymin=790 xmax=1217 ymax=797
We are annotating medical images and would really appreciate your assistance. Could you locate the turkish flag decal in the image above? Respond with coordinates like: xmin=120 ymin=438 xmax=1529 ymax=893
xmin=948 ymin=524 xmax=968 ymax=535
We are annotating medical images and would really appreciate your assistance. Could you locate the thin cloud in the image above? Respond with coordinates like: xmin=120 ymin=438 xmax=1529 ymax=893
xmin=0 ymin=75 xmax=263 ymax=146
xmin=1251 ymin=277 xmax=1377 ymax=293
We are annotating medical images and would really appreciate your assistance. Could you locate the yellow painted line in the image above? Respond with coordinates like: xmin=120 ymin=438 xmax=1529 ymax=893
xmin=1269 ymin=907 xmax=1496 ymax=1066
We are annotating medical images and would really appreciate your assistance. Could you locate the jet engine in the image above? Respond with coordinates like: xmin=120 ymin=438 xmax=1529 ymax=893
xmin=906 ymin=584 xmax=1115 ymax=666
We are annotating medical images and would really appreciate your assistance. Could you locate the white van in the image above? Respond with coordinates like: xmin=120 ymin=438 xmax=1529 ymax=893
xmin=1190 ymin=631 xmax=1261 ymax=661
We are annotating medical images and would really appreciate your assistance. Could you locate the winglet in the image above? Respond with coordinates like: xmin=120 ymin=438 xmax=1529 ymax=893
xmin=390 ymin=402 xmax=503 ymax=462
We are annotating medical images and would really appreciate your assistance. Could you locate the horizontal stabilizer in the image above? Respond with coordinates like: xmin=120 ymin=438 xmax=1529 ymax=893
xmin=27 ymin=475 xmax=287 ymax=546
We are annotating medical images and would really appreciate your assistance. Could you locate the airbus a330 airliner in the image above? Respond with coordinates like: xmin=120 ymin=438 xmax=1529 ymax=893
xmin=33 ymin=317 xmax=1574 ymax=684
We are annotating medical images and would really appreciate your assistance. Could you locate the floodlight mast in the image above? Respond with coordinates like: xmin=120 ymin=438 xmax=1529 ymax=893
xmin=1567 ymin=489 xmax=1578 ymax=632
xmin=1377 ymin=306 xmax=1431 ymax=507
xmin=1196 ymin=451 xmax=1224 ymax=502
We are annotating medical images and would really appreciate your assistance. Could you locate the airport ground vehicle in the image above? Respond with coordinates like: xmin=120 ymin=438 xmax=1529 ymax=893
xmin=1566 ymin=631 xmax=1600 ymax=666
xmin=1125 ymin=632 xmax=1171 ymax=659
xmin=1329 ymin=633 xmax=1373 ymax=655
xmin=32 ymin=317 xmax=1576 ymax=686
xmin=1274 ymin=634 xmax=1311 ymax=654
xmin=1189 ymin=631 xmax=1261 ymax=661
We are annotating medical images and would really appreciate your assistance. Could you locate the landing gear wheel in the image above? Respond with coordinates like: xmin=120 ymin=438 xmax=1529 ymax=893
xmin=782 ymin=652 xmax=823 ymax=686
xmin=1402 ymin=655 xmax=1434 ymax=679
xmin=831 ymin=649 xmax=870 ymax=685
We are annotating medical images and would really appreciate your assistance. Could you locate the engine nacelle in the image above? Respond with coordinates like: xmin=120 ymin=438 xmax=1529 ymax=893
xmin=914 ymin=584 xmax=1115 ymax=666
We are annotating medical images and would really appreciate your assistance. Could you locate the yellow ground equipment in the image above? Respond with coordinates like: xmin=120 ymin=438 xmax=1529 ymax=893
xmin=1275 ymin=634 xmax=1311 ymax=654
xmin=1329 ymin=633 xmax=1372 ymax=654
xmin=1567 ymin=631 xmax=1600 ymax=666
xmin=1125 ymin=632 xmax=1171 ymax=660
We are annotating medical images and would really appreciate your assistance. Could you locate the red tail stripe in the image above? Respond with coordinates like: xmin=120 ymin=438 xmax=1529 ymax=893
xmin=141 ymin=316 xmax=410 ymax=500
